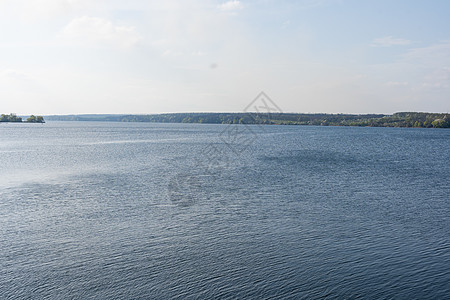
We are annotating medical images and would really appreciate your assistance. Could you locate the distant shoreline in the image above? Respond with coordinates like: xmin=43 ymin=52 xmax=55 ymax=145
xmin=44 ymin=112 xmax=449 ymax=128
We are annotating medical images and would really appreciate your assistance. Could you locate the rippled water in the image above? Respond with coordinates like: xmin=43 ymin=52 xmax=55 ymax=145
xmin=1 ymin=122 xmax=449 ymax=299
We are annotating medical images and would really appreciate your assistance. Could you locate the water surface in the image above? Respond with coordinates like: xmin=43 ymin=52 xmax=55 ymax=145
xmin=1 ymin=122 xmax=449 ymax=299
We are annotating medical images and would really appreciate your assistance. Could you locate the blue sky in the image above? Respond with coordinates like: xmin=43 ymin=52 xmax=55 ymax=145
xmin=1 ymin=0 xmax=449 ymax=114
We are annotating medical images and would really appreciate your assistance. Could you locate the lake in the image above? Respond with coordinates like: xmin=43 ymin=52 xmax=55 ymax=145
xmin=1 ymin=122 xmax=449 ymax=299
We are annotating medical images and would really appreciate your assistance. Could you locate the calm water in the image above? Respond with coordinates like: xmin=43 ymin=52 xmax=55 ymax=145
xmin=1 ymin=122 xmax=449 ymax=299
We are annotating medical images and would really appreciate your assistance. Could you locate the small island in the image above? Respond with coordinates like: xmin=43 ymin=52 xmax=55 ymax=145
xmin=0 ymin=113 xmax=45 ymax=123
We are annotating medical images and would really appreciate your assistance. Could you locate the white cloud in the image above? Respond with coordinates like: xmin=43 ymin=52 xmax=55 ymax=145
xmin=61 ymin=16 xmax=142 ymax=48
xmin=218 ymin=0 xmax=243 ymax=11
xmin=387 ymin=81 xmax=409 ymax=87
xmin=0 ymin=69 xmax=44 ymax=103
xmin=0 ymin=0 xmax=99 ymax=21
xmin=162 ymin=49 xmax=184 ymax=57
xmin=420 ymin=82 xmax=449 ymax=89
xmin=402 ymin=40 xmax=450 ymax=66
xmin=1 ymin=69 xmax=32 ymax=80
xmin=281 ymin=20 xmax=291 ymax=29
xmin=400 ymin=42 xmax=450 ymax=90
xmin=371 ymin=36 xmax=411 ymax=47
xmin=192 ymin=51 xmax=207 ymax=56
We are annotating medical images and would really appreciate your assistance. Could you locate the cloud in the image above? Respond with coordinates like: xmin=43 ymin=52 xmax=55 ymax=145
xmin=218 ymin=0 xmax=243 ymax=11
xmin=61 ymin=16 xmax=142 ymax=48
xmin=162 ymin=49 xmax=184 ymax=57
xmin=192 ymin=51 xmax=207 ymax=56
xmin=400 ymin=41 xmax=450 ymax=90
xmin=371 ymin=36 xmax=411 ymax=47
xmin=0 ymin=69 xmax=43 ymax=94
xmin=281 ymin=20 xmax=291 ymax=29
xmin=0 ymin=0 xmax=98 ymax=21
xmin=420 ymin=82 xmax=449 ymax=89
xmin=387 ymin=81 xmax=409 ymax=87
xmin=1 ymin=69 xmax=31 ymax=80
xmin=402 ymin=40 xmax=450 ymax=66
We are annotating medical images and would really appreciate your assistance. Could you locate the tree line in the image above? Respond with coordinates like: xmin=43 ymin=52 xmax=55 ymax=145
xmin=46 ymin=112 xmax=449 ymax=128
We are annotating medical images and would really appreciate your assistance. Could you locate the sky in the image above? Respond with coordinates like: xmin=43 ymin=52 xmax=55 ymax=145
xmin=0 ymin=0 xmax=449 ymax=115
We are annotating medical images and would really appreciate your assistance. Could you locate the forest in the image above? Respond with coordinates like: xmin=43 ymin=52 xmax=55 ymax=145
xmin=46 ymin=112 xmax=450 ymax=128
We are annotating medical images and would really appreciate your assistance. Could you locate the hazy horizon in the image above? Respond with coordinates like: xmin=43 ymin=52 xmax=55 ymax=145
xmin=1 ymin=0 xmax=450 ymax=115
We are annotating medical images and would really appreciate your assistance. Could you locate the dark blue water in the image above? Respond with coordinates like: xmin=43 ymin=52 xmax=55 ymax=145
xmin=1 ymin=122 xmax=449 ymax=299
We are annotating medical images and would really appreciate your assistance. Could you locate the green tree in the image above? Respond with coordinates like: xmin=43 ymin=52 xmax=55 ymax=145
xmin=8 ymin=113 xmax=22 ymax=122
xmin=27 ymin=115 xmax=37 ymax=122
xmin=432 ymin=119 xmax=448 ymax=128
xmin=0 ymin=114 xmax=9 ymax=122
xmin=26 ymin=115 xmax=45 ymax=123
